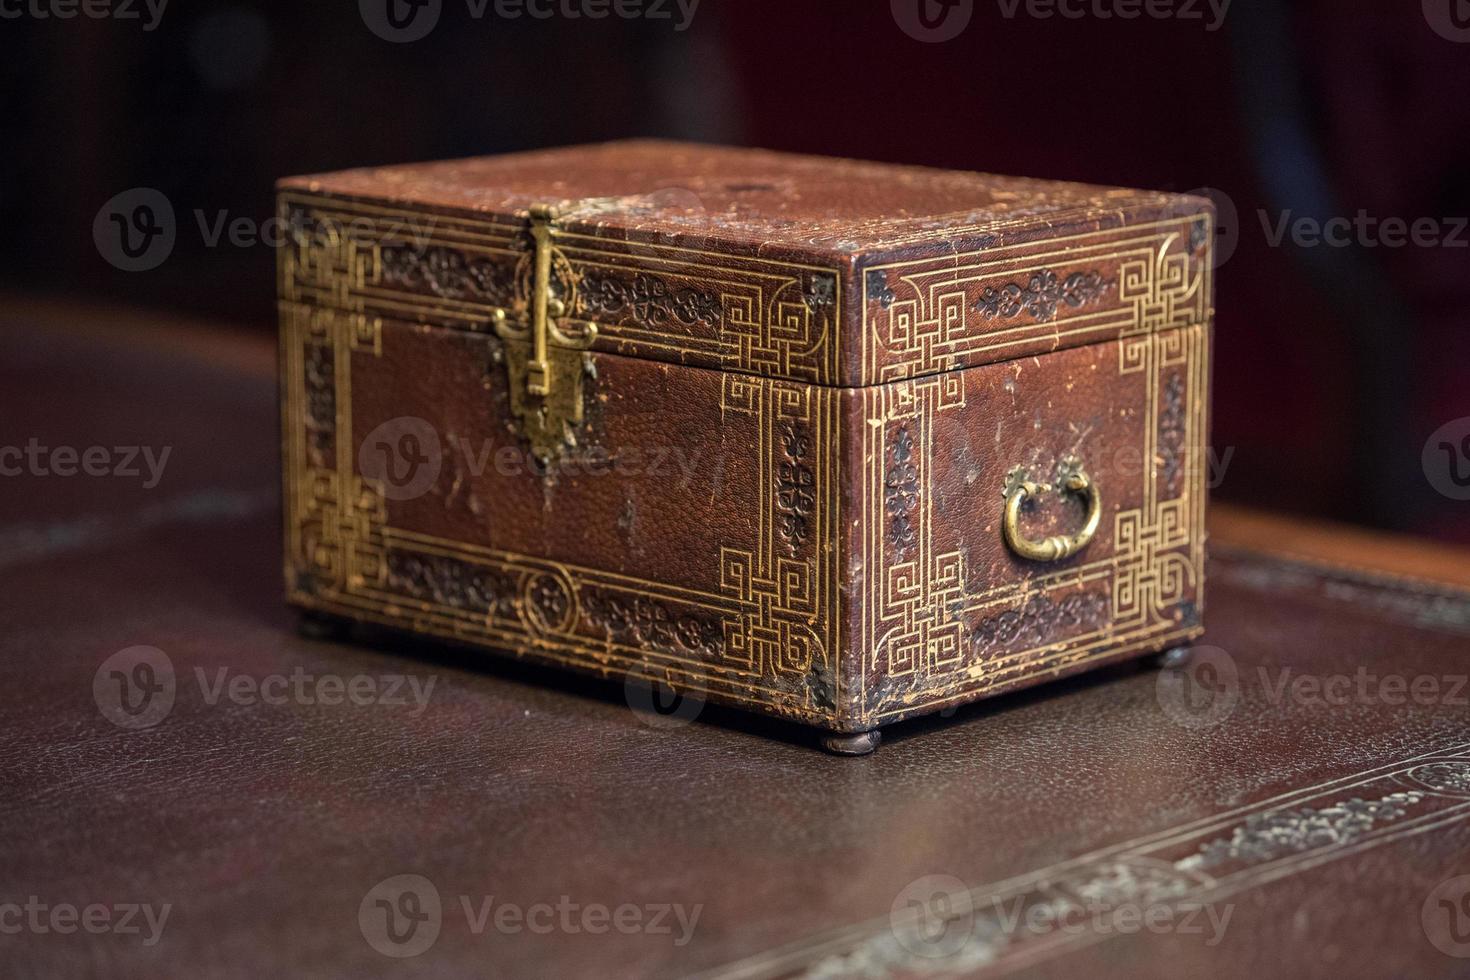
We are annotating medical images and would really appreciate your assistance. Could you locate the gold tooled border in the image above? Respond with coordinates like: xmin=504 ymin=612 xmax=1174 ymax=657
xmin=280 ymin=194 xmax=1212 ymax=730
xmin=861 ymin=215 xmax=1211 ymax=381
xmin=278 ymin=192 xmax=843 ymax=386
xmin=279 ymin=194 xmax=847 ymax=725
xmin=859 ymin=217 xmax=1213 ymax=724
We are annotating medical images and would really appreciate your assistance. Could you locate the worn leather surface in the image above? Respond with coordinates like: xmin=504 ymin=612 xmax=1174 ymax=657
xmin=278 ymin=142 xmax=1213 ymax=732
xmin=5 ymin=303 xmax=1470 ymax=978
xmin=280 ymin=140 xmax=1193 ymax=257
xmin=278 ymin=141 xmax=1213 ymax=386
xmin=308 ymin=315 xmax=1205 ymax=732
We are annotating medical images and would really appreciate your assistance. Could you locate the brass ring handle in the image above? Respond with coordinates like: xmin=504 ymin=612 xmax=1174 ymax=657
xmin=1002 ymin=465 xmax=1101 ymax=562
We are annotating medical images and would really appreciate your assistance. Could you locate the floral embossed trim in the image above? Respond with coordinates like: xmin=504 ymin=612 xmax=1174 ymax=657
xmin=579 ymin=270 xmax=722 ymax=328
xmin=581 ymin=589 xmax=725 ymax=658
xmin=776 ymin=424 xmax=815 ymax=552
xmin=379 ymin=244 xmax=515 ymax=304
xmin=387 ymin=553 xmax=518 ymax=617
xmin=1159 ymin=372 xmax=1187 ymax=497
xmin=975 ymin=269 xmax=1112 ymax=323
xmin=884 ymin=427 xmax=918 ymax=553
xmin=971 ymin=591 xmax=1109 ymax=651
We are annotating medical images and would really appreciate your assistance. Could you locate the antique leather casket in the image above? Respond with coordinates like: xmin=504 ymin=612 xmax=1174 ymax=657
xmin=278 ymin=141 xmax=1213 ymax=753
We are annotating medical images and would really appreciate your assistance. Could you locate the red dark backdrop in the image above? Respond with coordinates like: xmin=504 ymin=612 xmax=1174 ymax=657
xmin=3 ymin=0 xmax=1466 ymax=539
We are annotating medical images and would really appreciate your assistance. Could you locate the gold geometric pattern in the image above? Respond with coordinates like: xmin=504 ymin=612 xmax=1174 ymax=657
xmin=1119 ymin=242 xmax=1201 ymax=336
xmin=862 ymin=216 xmax=1210 ymax=383
xmin=1114 ymin=498 xmax=1192 ymax=625
xmin=279 ymin=191 xmax=845 ymax=725
xmin=858 ymin=224 xmax=1213 ymax=725
xmin=716 ymin=374 xmax=834 ymax=681
xmin=278 ymin=202 xmax=383 ymax=355
xmin=282 ymin=191 xmax=1212 ymax=731
xmin=279 ymin=192 xmax=842 ymax=384
xmin=862 ymin=373 xmax=968 ymax=683
xmin=1111 ymin=319 xmax=1206 ymax=628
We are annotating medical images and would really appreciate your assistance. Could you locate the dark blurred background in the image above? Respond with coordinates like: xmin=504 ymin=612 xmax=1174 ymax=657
xmin=3 ymin=0 xmax=1468 ymax=540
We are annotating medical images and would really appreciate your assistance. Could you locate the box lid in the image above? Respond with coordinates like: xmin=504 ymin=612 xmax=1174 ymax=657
xmin=277 ymin=140 xmax=1213 ymax=387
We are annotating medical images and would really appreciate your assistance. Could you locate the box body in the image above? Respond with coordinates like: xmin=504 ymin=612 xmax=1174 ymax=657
xmin=278 ymin=142 xmax=1213 ymax=734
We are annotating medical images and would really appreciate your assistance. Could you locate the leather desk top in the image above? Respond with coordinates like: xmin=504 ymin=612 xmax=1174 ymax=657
xmin=4 ymin=295 xmax=1469 ymax=978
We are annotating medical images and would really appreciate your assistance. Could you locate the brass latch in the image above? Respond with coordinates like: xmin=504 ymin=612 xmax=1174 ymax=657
xmin=490 ymin=204 xmax=598 ymax=466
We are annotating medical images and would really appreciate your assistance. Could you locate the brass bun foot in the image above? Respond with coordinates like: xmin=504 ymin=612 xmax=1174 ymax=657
xmin=1144 ymin=646 xmax=1193 ymax=670
xmin=821 ymin=730 xmax=882 ymax=756
xmin=297 ymin=610 xmax=351 ymax=642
